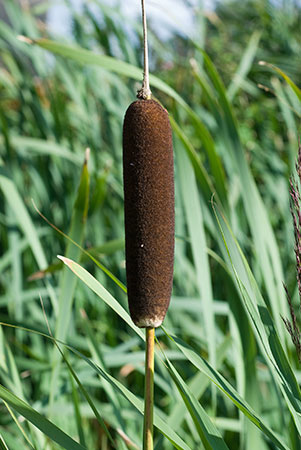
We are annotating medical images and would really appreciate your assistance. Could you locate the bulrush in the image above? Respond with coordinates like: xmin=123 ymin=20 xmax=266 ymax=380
xmin=123 ymin=99 xmax=174 ymax=328
xmin=123 ymin=2 xmax=174 ymax=448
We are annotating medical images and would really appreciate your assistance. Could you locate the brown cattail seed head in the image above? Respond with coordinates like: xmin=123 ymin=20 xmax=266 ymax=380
xmin=123 ymin=99 xmax=174 ymax=328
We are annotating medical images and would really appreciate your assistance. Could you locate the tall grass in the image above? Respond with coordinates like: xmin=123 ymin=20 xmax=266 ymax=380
xmin=0 ymin=0 xmax=300 ymax=449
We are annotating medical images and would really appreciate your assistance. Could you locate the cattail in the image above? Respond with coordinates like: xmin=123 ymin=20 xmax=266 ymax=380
xmin=123 ymin=1 xmax=174 ymax=448
xmin=123 ymin=98 xmax=174 ymax=328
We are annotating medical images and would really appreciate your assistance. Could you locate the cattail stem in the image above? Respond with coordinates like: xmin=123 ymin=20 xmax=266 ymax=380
xmin=137 ymin=0 xmax=152 ymax=99
xmin=143 ymin=327 xmax=155 ymax=450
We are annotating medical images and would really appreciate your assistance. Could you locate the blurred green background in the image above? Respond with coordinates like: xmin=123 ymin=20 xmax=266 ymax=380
xmin=0 ymin=0 xmax=300 ymax=449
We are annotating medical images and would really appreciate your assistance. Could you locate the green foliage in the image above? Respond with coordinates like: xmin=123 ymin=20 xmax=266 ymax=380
xmin=0 ymin=0 xmax=300 ymax=449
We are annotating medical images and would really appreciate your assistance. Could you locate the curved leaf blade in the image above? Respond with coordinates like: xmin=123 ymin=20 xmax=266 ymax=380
xmin=0 ymin=384 xmax=85 ymax=450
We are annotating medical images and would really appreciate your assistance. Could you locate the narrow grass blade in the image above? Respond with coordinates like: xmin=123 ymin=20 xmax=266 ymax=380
xmin=164 ymin=337 xmax=232 ymax=435
xmin=259 ymin=61 xmax=301 ymax=101
xmin=0 ymin=170 xmax=47 ymax=269
xmin=213 ymin=205 xmax=301 ymax=434
xmin=57 ymin=256 xmax=144 ymax=339
xmin=80 ymin=310 xmax=128 ymax=435
xmin=288 ymin=417 xmax=301 ymax=450
xmin=227 ymin=31 xmax=261 ymax=100
xmin=33 ymin=203 xmax=126 ymax=292
xmin=54 ymin=149 xmax=90 ymax=343
xmin=164 ymin=357 xmax=230 ymax=450
xmin=0 ymin=326 xmax=23 ymax=398
xmin=176 ymin=146 xmax=216 ymax=398
xmin=70 ymin=374 xmax=87 ymax=449
xmin=0 ymin=320 xmax=190 ymax=450
xmin=272 ymin=78 xmax=299 ymax=171
xmin=170 ymin=116 xmax=216 ymax=204
xmin=0 ymin=435 xmax=9 ymax=450
xmin=0 ymin=327 xmax=46 ymax=448
xmin=50 ymin=149 xmax=90 ymax=415
xmin=66 ymin=347 xmax=191 ymax=450
xmin=198 ymin=50 xmax=288 ymax=343
xmin=0 ymin=385 xmax=85 ymax=450
xmin=6 ymin=208 xmax=22 ymax=323
xmin=28 ymin=239 xmax=125 ymax=281
xmin=2 ymin=401 xmax=35 ymax=449
xmin=4 ymin=136 xmax=83 ymax=165
xmin=0 ymin=166 xmax=58 ymax=313
xmin=163 ymin=329 xmax=290 ymax=450
xmin=52 ymin=338 xmax=114 ymax=445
